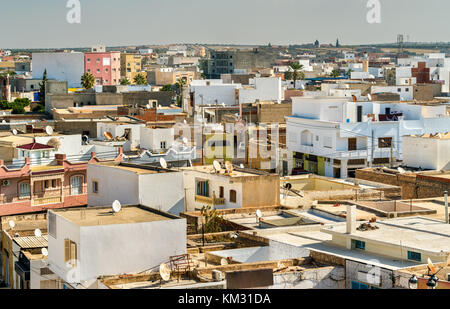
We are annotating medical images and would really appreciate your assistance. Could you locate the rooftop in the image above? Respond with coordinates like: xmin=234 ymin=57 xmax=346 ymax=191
xmin=51 ymin=205 xmax=179 ymax=227
xmin=323 ymin=216 xmax=450 ymax=254
xmin=91 ymin=162 xmax=177 ymax=174
xmin=183 ymin=165 xmax=273 ymax=178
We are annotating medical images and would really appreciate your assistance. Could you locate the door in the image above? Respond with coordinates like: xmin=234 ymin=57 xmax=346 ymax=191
xmin=348 ymin=138 xmax=357 ymax=151
xmin=357 ymin=106 xmax=363 ymax=122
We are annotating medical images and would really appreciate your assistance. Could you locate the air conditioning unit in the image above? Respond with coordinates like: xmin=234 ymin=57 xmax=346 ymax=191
xmin=2 ymin=180 xmax=10 ymax=187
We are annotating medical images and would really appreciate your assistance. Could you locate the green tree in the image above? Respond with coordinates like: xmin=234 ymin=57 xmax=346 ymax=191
xmin=38 ymin=69 xmax=47 ymax=105
xmin=200 ymin=205 xmax=224 ymax=234
xmin=161 ymin=84 xmax=173 ymax=91
xmin=120 ymin=78 xmax=131 ymax=85
xmin=330 ymin=69 xmax=341 ymax=78
xmin=289 ymin=62 xmax=305 ymax=89
xmin=346 ymin=69 xmax=353 ymax=77
xmin=11 ymin=105 xmax=25 ymax=114
xmin=133 ymin=73 xmax=147 ymax=85
xmin=175 ymin=78 xmax=187 ymax=107
xmin=81 ymin=72 xmax=95 ymax=89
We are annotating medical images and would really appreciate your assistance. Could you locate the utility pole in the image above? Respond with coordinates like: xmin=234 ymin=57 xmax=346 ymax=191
xmin=445 ymin=191 xmax=449 ymax=224
xmin=390 ymin=140 xmax=394 ymax=168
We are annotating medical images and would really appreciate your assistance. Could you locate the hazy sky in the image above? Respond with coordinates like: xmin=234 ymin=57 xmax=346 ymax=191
xmin=1 ymin=0 xmax=449 ymax=49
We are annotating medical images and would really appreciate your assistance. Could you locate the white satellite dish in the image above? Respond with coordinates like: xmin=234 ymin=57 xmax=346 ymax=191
xmin=221 ymin=103 xmax=226 ymax=107
xmin=300 ymin=84 xmax=305 ymax=90
xmin=220 ymin=258 xmax=229 ymax=266
xmin=397 ymin=167 xmax=406 ymax=174
xmin=367 ymin=94 xmax=372 ymax=101
xmin=160 ymin=157 xmax=168 ymax=169
xmin=182 ymin=137 xmax=189 ymax=144
xmin=240 ymin=164 xmax=244 ymax=168
xmin=256 ymin=209 xmax=262 ymax=218
xmin=112 ymin=200 xmax=122 ymax=213
xmin=213 ymin=160 xmax=221 ymax=172
xmin=45 ymin=126 xmax=53 ymax=135
xmin=41 ymin=248 xmax=48 ymax=257
xmin=183 ymin=119 xmax=187 ymax=124
xmin=34 ymin=229 xmax=42 ymax=237
xmin=146 ymin=104 xmax=151 ymax=109
xmin=12 ymin=129 xmax=17 ymax=135
xmin=159 ymin=263 xmax=171 ymax=281
xmin=8 ymin=220 xmax=15 ymax=229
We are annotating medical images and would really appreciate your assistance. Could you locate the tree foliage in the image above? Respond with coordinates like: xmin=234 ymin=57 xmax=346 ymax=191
xmin=120 ymin=78 xmax=131 ymax=85
xmin=200 ymin=205 xmax=224 ymax=234
xmin=81 ymin=72 xmax=95 ymax=89
xmin=133 ymin=73 xmax=147 ymax=85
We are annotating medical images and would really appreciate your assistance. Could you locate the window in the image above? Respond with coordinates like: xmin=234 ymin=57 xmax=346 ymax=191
xmin=378 ymin=137 xmax=392 ymax=148
xmin=44 ymin=180 xmax=49 ymax=189
xmin=230 ymin=190 xmax=237 ymax=203
xmin=87 ymin=58 xmax=90 ymax=63
xmin=219 ymin=186 xmax=224 ymax=198
xmin=19 ymin=182 xmax=30 ymax=198
xmin=407 ymin=251 xmax=422 ymax=262
xmin=196 ymin=180 xmax=209 ymax=197
xmin=52 ymin=179 xmax=57 ymax=188
xmin=64 ymin=239 xmax=77 ymax=267
xmin=43 ymin=151 xmax=50 ymax=158
xmin=160 ymin=141 xmax=167 ymax=149
xmin=92 ymin=181 xmax=98 ymax=193
xmin=71 ymin=176 xmax=83 ymax=195
xmin=352 ymin=239 xmax=366 ymax=250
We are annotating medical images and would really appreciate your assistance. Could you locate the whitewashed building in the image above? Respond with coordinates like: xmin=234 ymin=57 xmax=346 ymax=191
xmin=403 ymin=133 xmax=450 ymax=171
xmin=239 ymin=77 xmax=284 ymax=104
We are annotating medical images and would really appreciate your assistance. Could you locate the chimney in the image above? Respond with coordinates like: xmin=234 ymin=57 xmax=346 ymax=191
xmin=346 ymin=205 xmax=356 ymax=234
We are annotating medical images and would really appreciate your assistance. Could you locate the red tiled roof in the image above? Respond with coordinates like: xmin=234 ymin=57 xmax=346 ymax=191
xmin=17 ymin=142 xmax=54 ymax=150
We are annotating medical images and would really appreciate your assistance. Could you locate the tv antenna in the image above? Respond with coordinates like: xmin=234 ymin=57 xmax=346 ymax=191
xmin=112 ymin=200 xmax=122 ymax=213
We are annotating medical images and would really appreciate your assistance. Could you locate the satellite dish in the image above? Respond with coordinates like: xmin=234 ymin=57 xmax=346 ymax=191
xmin=41 ymin=248 xmax=48 ymax=257
xmin=284 ymin=182 xmax=292 ymax=190
xmin=222 ymin=103 xmax=226 ymax=107
xmin=183 ymin=119 xmax=187 ymax=124
xmin=159 ymin=263 xmax=171 ymax=281
xmin=397 ymin=167 xmax=406 ymax=174
xmin=112 ymin=200 xmax=122 ymax=213
xmin=82 ymin=135 xmax=89 ymax=144
xmin=45 ymin=126 xmax=53 ymax=135
xmin=367 ymin=94 xmax=372 ymax=101
xmin=104 ymin=131 xmax=113 ymax=141
xmin=34 ymin=229 xmax=42 ymax=237
xmin=146 ymin=104 xmax=151 ymax=109
xmin=160 ymin=157 xmax=168 ymax=169
xmin=220 ymin=258 xmax=228 ymax=266
xmin=213 ymin=160 xmax=221 ymax=172
xmin=256 ymin=209 xmax=262 ymax=218
xmin=12 ymin=129 xmax=17 ymax=135
xmin=182 ymin=137 xmax=189 ymax=144
xmin=240 ymin=164 xmax=244 ymax=168
xmin=8 ymin=220 xmax=15 ymax=229
xmin=300 ymin=84 xmax=305 ymax=90
xmin=427 ymin=258 xmax=436 ymax=274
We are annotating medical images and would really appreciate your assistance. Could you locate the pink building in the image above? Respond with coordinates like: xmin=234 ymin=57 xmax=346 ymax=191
xmin=84 ymin=51 xmax=121 ymax=86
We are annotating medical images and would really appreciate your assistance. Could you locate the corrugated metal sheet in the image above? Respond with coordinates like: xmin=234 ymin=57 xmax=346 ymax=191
xmin=13 ymin=235 xmax=48 ymax=249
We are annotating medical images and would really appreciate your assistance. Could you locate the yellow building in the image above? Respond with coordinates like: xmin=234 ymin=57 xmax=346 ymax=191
xmin=120 ymin=54 xmax=143 ymax=83
xmin=204 ymin=133 xmax=234 ymax=165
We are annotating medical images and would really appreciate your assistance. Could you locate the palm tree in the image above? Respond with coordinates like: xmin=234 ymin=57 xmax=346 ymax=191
xmin=133 ymin=73 xmax=147 ymax=85
xmin=120 ymin=78 xmax=131 ymax=85
xmin=289 ymin=63 xmax=305 ymax=89
xmin=175 ymin=78 xmax=187 ymax=107
xmin=81 ymin=72 xmax=95 ymax=89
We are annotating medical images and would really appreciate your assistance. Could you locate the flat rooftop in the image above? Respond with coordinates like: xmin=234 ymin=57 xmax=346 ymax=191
xmin=184 ymin=165 xmax=273 ymax=177
xmin=322 ymin=217 xmax=450 ymax=254
xmin=92 ymin=162 xmax=177 ymax=174
xmin=51 ymin=205 xmax=178 ymax=227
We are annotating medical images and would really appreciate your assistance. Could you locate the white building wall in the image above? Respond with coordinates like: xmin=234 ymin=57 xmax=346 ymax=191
xmin=190 ymin=81 xmax=241 ymax=106
xmin=239 ymin=77 xmax=283 ymax=104
xmin=371 ymin=86 xmax=413 ymax=101
xmin=140 ymin=127 xmax=174 ymax=151
xmin=32 ymin=52 xmax=84 ymax=88
xmin=403 ymin=137 xmax=450 ymax=171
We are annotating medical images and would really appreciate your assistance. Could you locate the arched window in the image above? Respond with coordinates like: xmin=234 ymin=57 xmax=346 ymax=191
xmin=301 ymin=130 xmax=313 ymax=146
xmin=229 ymin=190 xmax=237 ymax=203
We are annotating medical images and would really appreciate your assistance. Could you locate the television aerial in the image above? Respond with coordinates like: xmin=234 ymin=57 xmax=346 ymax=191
xmin=112 ymin=200 xmax=122 ymax=213
xmin=41 ymin=248 xmax=48 ymax=257
xmin=8 ymin=220 xmax=15 ymax=229
xmin=160 ymin=157 xmax=168 ymax=169
xmin=213 ymin=160 xmax=221 ymax=172
xmin=11 ymin=129 xmax=18 ymax=136
xmin=220 ymin=258 xmax=229 ymax=266
xmin=45 ymin=126 xmax=53 ymax=136
xmin=159 ymin=263 xmax=171 ymax=281
xmin=34 ymin=228 xmax=42 ymax=237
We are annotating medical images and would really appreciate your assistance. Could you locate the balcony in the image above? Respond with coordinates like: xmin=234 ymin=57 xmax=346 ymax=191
xmin=195 ymin=195 xmax=225 ymax=206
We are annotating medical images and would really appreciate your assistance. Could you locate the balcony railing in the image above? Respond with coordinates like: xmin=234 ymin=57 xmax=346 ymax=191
xmin=195 ymin=195 xmax=225 ymax=206
xmin=0 ymin=186 xmax=87 ymax=206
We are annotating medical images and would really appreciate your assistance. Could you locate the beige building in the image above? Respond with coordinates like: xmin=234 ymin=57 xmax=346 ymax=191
xmin=120 ymin=54 xmax=142 ymax=82
xmin=182 ymin=165 xmax=280 ymax=211
xmin=146 ymin=68 xmax=196 ymax=86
